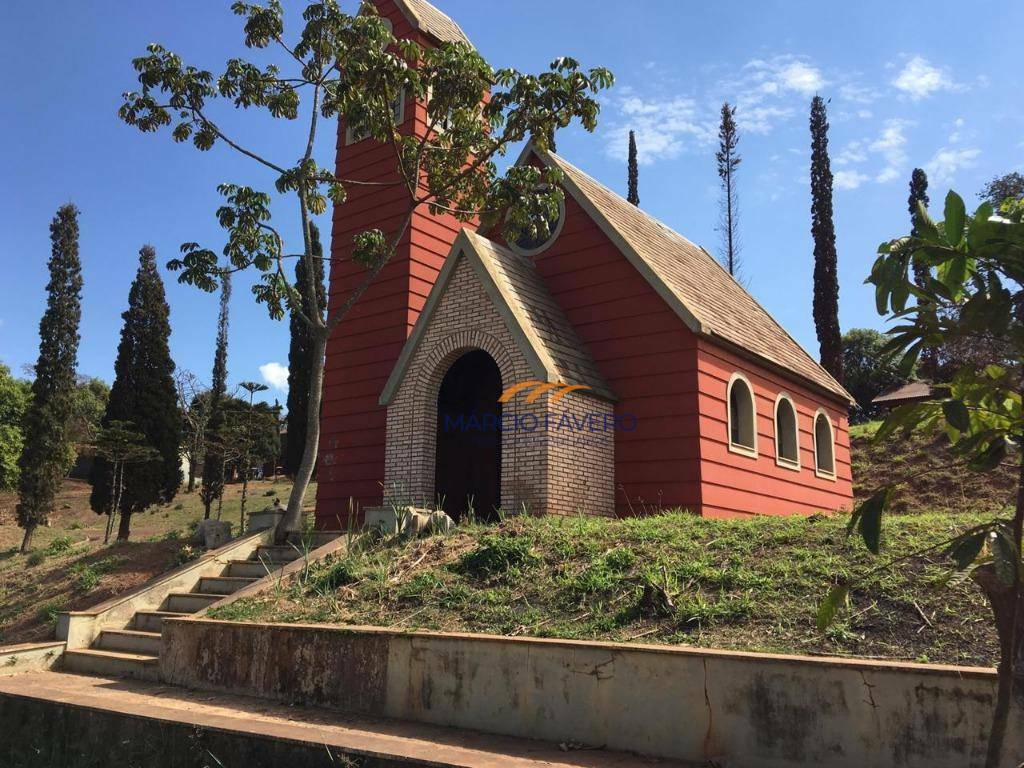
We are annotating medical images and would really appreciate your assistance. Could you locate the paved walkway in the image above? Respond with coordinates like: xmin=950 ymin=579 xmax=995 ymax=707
xmin=0 ymin=671 xmax=694 ymax=767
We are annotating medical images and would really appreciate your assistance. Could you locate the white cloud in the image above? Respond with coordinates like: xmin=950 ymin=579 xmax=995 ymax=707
xmin=892 ymin=56 xmax=958 ymax=100
xmin=743 ymin=56 xmax=825 ymax=96
xmin=603 ymin=94 xmax=714 ymax=164
xmin=834 ymin=169 xmax=871 ymax=191
xmin=868 ymin=118 xmax=911 ymax=182
xmin=259 ymin=362 xmax=289 ymax=392
xmin=832 ymin=119 xmax=912 ymax=186
xmin=948 ymin=116 xmax=966 ymax=143
xmin=839 ymin=83 xmax=879 ymax=104
xmin=926 ymin=147 xmax=981 ymax=184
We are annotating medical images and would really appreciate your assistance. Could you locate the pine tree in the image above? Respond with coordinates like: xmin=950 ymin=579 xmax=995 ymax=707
xmin=627 ymin=130 xmax=639 ymax=206
xmin=200 ymin=272 xmax=231 ymax=519
xmin=809 ymin=96 xmax=843 ymax=384
xmin=716 ymin=103 xmax=741 ymax=276
xmin=16 ymin=204 xmax=83 ymax=552
xmin=89 ymin=246 xmax=181 ymax=540
xmin=284 ymin=223 xmax=326 ymax=477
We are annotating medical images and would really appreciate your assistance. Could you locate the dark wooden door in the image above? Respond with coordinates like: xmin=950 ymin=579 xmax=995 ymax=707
xmin=435 ymin=350 xmax=502 ymax=521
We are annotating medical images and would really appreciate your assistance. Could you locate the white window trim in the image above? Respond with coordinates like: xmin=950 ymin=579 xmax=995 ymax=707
xmin=813 ymin=409 xmax=837 ymax=480
xmin=507 ymin=195 xmax=566 ymax=258
xmin=773 ymin=393 xmax=801 ymax=471
xmin=726 ymin=372 xmax=758 ymax=459
xmin=345 ymin=87 xmax=406 ymax=146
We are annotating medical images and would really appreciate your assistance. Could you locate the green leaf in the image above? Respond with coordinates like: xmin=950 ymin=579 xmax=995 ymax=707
xmin=941 ymin=399 xmax=970 ymax=432
xmin=852 ymin=488 xmax=890 ymax=555
xmin=991 ymin=531 xmax=1020 ymax=586
xmin=817 ymin=583 xmax=850 ymax=631
xmin=943 ymin=191 xmax=966 ymax=247
xmin=969 ymin=438 xmax=1007 ymax=472
xmin=947 ymin=531 xmax=987 ymax=570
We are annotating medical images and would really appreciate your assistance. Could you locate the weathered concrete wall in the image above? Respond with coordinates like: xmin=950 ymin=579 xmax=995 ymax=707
xmin=0 ymin=642 xmax=64 ymax=676
xmin=161 ymin=619 xmax=1024 ymax=768
xmin=0 ymin=690 xmax=408 ymax=768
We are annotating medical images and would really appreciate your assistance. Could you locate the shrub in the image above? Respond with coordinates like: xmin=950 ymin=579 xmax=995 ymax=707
xmin=312 ymin=556 xmax=360 ymax=593
xmin=37 ymin=599 xmax=66 ymax=625
xmin=26 ymin=551 xmax=46 ymax=567
xmin=71 ymin=556 xmax=124 ymax=592
xmin=457 ymin=535 xmax=537 ymax=579
xmin=46 ymin=535 xmax=74 ymax=556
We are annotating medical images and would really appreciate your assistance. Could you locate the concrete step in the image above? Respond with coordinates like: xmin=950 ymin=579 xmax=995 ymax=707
xmin=162 ymin=593 xmax=222 ymax=613
xmin=62 ymin=649 xmax=159 ymax=681
xmin=287 ymin=531 xmax=339 ymax=549
xmin=253 ymin=545 xmax=303 ymax=563
xmin=133 ymin=611 xmax=190 ymax=633
xmin=197 ymin=576 xmax=258 ymax=596
xmin=95 ymin=629 xmax=161 ymax=656
xmin=226 ymin=559 xmax=289 ymax=579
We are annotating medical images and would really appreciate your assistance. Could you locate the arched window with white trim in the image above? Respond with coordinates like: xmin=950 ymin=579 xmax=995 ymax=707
xmin=814 ymin=410 xmax=836 ymax=478
xmin=774 ymin=394 xmax=800 ymax=469
xmin=727 ymin=373 xmax=757 ymax=457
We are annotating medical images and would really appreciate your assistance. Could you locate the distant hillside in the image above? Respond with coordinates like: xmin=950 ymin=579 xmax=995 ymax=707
xmin=851 ymin=422 xmax=1017 ymax=514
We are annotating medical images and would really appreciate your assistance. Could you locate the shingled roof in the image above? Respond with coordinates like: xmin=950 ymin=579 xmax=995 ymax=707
xmin=380 ymin=230 xmax=614 ymax=405
xmin=392 ymin=0 xmax=472 ymax=46
xmin=524 ymin=146 xmax=854 ymax=404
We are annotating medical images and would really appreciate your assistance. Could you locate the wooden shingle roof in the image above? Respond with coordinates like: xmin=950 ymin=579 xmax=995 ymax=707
xmin=380 ymin=230 xmax=614 ymax=405
xmin=392 ymin=0 xmax=472 ymax=46
xmin=528 ymin=146 xmax=854 ymax=404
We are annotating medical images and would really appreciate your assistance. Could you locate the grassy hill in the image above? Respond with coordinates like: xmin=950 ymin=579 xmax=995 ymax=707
xmin=851 ymin=421 xmax=1018 ymax=514
xmin=0 ymin=477 xmax=306 ymax=645
xmin=213 ymin=508 xmax=999 ymax=667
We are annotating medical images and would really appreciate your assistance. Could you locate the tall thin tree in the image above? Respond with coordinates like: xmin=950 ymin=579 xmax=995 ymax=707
xmin=284 ymin=223 xmax=326 ymax=477
xmin=809 ymin=95 xmax=843 ymax=383
xmin=201 ymin=272 xmax=231 ymax=519
xmin=627 ymin=130 xmax=639 ymax=206
xmin=907 ymin=168 xmax=936 ymax=379
xmin=89 ymin=246 xmax=181 ymax=541
xmin=16 ymin=204 xmax=83 ymax=552
xmin=716 ymin=103 xmax=741 ymax=277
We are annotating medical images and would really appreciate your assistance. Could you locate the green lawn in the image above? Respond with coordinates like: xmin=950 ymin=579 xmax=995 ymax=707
xmin=212 ymin=509 xmax=999 ymax=667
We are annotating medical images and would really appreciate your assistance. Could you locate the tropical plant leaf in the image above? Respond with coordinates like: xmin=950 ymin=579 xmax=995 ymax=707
xmin=944 ymin=191 xmax=966 ymax=247
xmin=817 ymin=583 xmax=850 ymax=631
xmin=941 ymin=399 xmax=970 ymax=432
xmin=991 ymin=531 xmax=1020 ymax=586
xmin=947 ymin=530 xmax=988 ymax=571
xmin=855 ymin=488 xmax=890 ymax=554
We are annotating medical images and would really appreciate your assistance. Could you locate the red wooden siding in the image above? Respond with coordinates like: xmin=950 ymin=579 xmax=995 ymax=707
xmin=316 ymin=0 xmax=470 ymax=526
xmin=523 ymin=193 xmax=703 ymax=515
xmin=695 ymin=339 xmax=853 ymax=518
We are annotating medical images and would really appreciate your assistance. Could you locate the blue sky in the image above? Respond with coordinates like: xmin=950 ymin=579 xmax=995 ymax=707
xmin=1 ymin=0 xmax=1021 ymax=406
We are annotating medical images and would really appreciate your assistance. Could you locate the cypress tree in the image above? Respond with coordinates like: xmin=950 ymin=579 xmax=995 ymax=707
xmin=809 ymin=96 xmax=843 ymax=384
xmin=627 ymin=130 xmax=639 ymax=206
xmin=17 ymin=204 xmax=83 ymax=552
xmin=89 ymin=246 xmax=181 ymax=540
xmin=284 ymin=224 xmax=326 ymax=477
xmin=716 ymin=102 xmax=741 ymax=277
xmin=907 ymin=168 xmax=937 ymax=379
xmin=201 ymin=272 xmax=231 ymax=519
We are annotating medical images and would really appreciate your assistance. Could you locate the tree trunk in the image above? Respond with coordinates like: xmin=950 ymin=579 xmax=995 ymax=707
xmin=186 ymin=457 xmax=197 ymax=493
xmin=277 ymin=330 xmax=326 ymax=543
xmin=117 ymin=509 xmax=132 ymax=542
xmin=20 ymin=524 xmax=35 ymax=554
xmin=979 ymin=447 xmax=1024 ymax=768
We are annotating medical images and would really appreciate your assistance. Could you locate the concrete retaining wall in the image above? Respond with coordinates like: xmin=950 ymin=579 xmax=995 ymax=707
xmin=0 ymin=642 xmax=65 ymax=676
xmin=161 ymin=618 xmax=1024 ymax=768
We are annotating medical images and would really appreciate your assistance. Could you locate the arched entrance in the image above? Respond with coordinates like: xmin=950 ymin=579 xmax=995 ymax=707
xmin=435 ymin=349 xmax=502 ymax=520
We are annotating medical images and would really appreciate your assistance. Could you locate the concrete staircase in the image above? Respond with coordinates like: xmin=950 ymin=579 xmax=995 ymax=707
xmin=62 ymin=533 xmax=335 ymax=681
